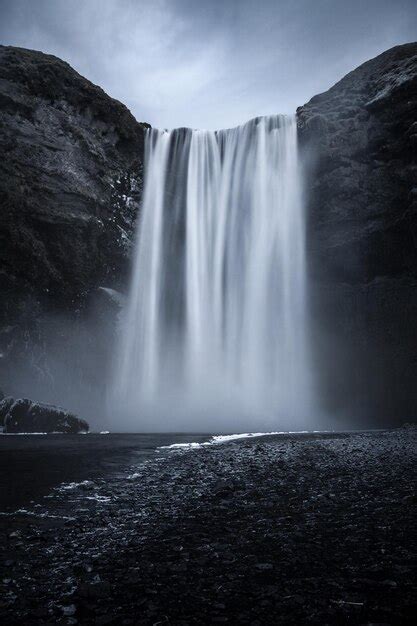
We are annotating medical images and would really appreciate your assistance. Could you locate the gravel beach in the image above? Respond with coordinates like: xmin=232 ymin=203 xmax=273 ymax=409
xmin=0 ymin=429 xmax=416 ymax=625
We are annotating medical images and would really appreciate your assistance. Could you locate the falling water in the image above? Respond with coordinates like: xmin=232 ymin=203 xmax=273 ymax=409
xmin=112 ymin=115 xmax=312 ymax=431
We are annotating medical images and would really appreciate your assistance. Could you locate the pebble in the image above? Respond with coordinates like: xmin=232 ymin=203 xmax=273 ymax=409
xmin=0 ymin=429 xmax=415 ymax=624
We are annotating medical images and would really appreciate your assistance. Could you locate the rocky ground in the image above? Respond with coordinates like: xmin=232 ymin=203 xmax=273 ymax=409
xmin=0 ymin=429 xmax=416 ymax=625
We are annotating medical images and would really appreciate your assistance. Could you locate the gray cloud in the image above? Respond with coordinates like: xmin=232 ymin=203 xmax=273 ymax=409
xmin=0 ymin=0 xmax=416 ymax=129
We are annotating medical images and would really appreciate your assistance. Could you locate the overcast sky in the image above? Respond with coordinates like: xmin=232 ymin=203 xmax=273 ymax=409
xmin=0 ymin=0 xmax=416 ymax=129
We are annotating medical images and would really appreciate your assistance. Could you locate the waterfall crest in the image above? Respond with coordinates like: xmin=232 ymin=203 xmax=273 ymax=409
xmin=112 ymin=115 xmax=312 ymax=431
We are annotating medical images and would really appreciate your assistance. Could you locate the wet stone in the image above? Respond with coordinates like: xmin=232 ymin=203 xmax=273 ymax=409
xmin=0 ymin=430 xmax=416 ymax=624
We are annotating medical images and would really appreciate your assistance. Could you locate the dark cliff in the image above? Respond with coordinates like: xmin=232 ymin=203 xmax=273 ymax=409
xmin=0 ymin=45 xmax=148 ymax=319
xmin=0 ymin=46 xmax=148 ymax=420
xmin=1 ymin=43 xmax=416 ymax=426
xmin=297 ymin=43 xmax=417 ymax=424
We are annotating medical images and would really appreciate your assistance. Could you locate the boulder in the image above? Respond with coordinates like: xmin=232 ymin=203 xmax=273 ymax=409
xmin=3 ymin=398 xmax=89 ymax=433
xmin=0 ymin=395 xmax=14 ymax=427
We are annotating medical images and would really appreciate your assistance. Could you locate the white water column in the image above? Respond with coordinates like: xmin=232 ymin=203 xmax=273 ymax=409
xmin=112 ymin=115 xmax=312 ymax=430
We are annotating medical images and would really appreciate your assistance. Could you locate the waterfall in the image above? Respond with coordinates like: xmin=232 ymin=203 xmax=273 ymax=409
xmin=112 ymin=115 xmax=312 ymax=431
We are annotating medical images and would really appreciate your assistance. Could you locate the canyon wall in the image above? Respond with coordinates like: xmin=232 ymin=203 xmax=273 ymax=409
xmin=0 ymin=46 xmax=147 ymax=419
xmin=297 ymin=42 xmax=417 ymax=424
xmin=0 ymin=43 xmax=416 ymax=425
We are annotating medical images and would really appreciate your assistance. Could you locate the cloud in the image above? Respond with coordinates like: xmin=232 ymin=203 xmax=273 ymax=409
xmin=0 ymin=0 xmax=416 ymax=128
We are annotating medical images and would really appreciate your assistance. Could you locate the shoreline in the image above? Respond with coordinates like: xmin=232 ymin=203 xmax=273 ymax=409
xmin=0 ymin=432 xmax=211 ymax=511
xmin=0 ymin=429 xmax=395 ymax=512
xmin=0 ymin=429 xmax=382 ymax=511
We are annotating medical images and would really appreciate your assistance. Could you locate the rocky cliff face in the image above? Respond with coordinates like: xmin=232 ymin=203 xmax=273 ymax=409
xmin=0 ymin=46 xmax=148 ymax=421
xmin=1 ymin=43 xmax=416 ymax=426
xmin=0 ymin=45 xmax=148 ymax=318
xmin=297 ymin=43 xmax=417 ymax=424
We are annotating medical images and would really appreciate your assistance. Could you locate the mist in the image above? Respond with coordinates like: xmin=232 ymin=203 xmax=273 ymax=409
xmin=0 ymin=293 xmax=118 ymax=432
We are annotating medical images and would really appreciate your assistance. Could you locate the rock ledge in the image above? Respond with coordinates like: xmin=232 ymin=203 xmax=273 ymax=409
xmin=0 ymin=397 xmax=89 ymax=433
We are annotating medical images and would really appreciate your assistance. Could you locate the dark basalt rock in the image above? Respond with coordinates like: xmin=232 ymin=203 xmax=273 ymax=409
xmin=0 ymin=45 xmax=149 ymax=413
xmin=0 ymin=395 xmax=14 ymax=427
xmin=0 ymin=45 xmax=148 ymax=320
xmin=3 ymin=397 xmax=89 ymax=433
xmin=297 ymin=43 xmax=417 ymax=424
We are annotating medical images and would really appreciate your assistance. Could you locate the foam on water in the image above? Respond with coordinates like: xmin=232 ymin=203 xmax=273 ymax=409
xmin=158 ymin=430 xmax=312 ymax=450
xmin=0 ymin=509 xmax=75 ymax=520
